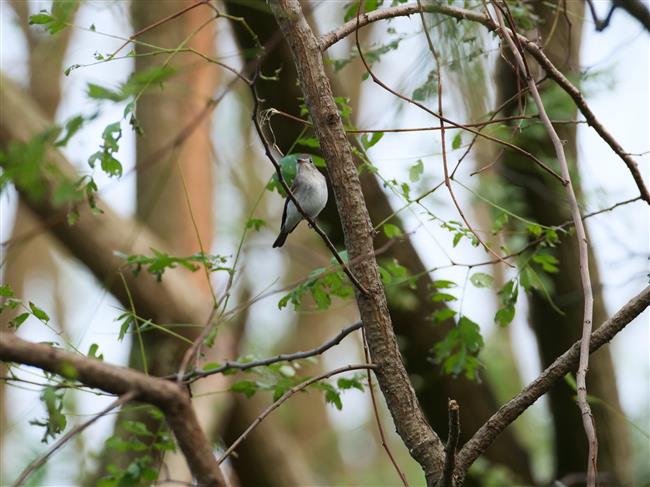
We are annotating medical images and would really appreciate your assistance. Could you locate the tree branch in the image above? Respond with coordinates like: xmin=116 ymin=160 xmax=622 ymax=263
xmin=217 ymin=364 xmax=375 ymax=466
xmin=177 ymin=320 xmax=363 ymax=383
xmin=270 ymin=1 xmax=446 ymax=484
xmin=319 ymin=3 xmax=650 ymax=205
xmin=440 ymin=400 xmax=460 ymax=487
xmin=0 ymin=333 xmax=226 ymax=486
xmin=454 ymin=285 xmax=650 ymax=480
xmin=494 ymin=3 xmax=597 ymax=483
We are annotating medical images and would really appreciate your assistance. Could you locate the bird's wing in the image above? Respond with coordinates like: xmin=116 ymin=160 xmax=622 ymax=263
xmin=280 ymin=180 xmax=300 ymax=231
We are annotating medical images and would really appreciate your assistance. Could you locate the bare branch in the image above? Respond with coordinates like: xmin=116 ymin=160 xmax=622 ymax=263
xmin=0 ymin=334 xmax=226 ymax=486
xmin=494 ymin=4 xmax=597 ymax=481
xmin=454 ymin=285 xmax=650 ymax=479
xmin=176 ymin=321 xmax=363 ymax=383
xmin=217 ymin=364 xmax=375 ymax=465
xmin=13 ymin=391 xmax=136 ymax=487
xmin=440 ymin=400 xmax=460 ymax=487
xmin=319 ymin=2 xmax=650 ymax=205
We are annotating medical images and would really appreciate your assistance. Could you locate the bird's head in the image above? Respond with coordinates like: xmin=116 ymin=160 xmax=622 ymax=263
xmin=296 ymin=155 xmax=316 ymax=173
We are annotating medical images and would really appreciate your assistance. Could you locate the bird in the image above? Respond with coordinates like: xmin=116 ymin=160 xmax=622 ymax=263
xmin=273 ymin=155 xmax=328 ymax=248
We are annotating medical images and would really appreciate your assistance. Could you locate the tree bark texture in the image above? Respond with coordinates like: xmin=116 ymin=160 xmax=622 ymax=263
xmin=225 ymin=2 xmax=532 ymax=483
xmin=269 ymin=1 xmax=446 ymax=483
xmin=495 ymin=0 xmax=632 ymax=482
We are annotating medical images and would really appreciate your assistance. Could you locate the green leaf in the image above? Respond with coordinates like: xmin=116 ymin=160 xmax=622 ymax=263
xmin=469 ymin=272 xmax=494 ymax=288
xmin=432 ymin=292 xmax=457 ymax=303
xmin=432 ymin=279 xmax=456 ymax=289
xmin=87 ymin=84 xmax=124 ymax=102
xmin=452 ymin=233 xmax=463 ymax=247
xmin=409 ymin=159 xmax=424 ymax=182
xmin=361 ymin=131 xmax=384 ymax=150
xmin=532 ymin=253 xmax=560 ymax=273
xmin=202 ymin=362 xmax=221 ymax=371
xmin=495 ymin=306 xmax=515 ymax=327
xmin=123 ymin=421 xmax=154 ymax=437
xmin=29 ymin=302 xmax=50 ymax=322
xmin=88 ymin=343 xmax=104 ymax=360
xmin=527 ymin=223 xmax=543 ymax=238
xmin=492 ymin=212 xmax=509 ymax=234
xmin=451 ymin=133 xmax=462 ymax=150
xmin=266 ymin=154 xmax=298 ymax=196
xmin=29 ymin=13 xmax=55 ymax=25
xmin=337 ymin=376 xmax=364 ymax=391
xmin=383 ymin=223 xmax=403 ymax=239
xmin=0 ymin=285 xmax=14 ymax=298
xmin=245 ymin=218 xmax=265 ymax=231
xmin=9 ymin=312 xmax=30 ymax=329
xmin=230 ymin=380 xmax=258 ymax=398
xmin=431 ymin=308 xmax=456 ymax=323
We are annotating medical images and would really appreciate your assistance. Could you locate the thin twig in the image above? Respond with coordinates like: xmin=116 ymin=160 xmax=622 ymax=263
xmin=414 ymin=0 xmax=513 ymax=267
xmin=319 ymin=2 xmax=650 ymax=205
xmin=217 ymin=364 xmax=376 ymax=465
xmin=12 ymin=391 xmax=137 ymax=487
xmin=440 ymin=399 xmax=460 ymax=487
xmin=361 ymin=327 xmax=409 ymax=487
xmin=175 ymin=321 xmax=363 ymax=383
xmin=108 ymin=0 xmax=210 ymax=59
xmin=493 ymin=4 xmax=597 ymax=483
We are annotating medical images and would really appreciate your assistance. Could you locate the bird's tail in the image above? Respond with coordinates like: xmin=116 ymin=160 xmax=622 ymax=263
xmin=272 ymin=230 xmax=288 ymax=248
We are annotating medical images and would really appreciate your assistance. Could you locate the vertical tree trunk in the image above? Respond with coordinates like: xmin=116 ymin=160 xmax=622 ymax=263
xmin=88 ymin=1 xmax=221 ymax=481
xmin=495 ymin=0 xmax=631 ymax=482
xmin=224 ymin=2 xmax=533 ymax=483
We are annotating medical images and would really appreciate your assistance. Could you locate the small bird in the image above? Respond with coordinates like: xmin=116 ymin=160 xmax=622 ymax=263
xmin=273 ymin=155 xmax=328 ymax=248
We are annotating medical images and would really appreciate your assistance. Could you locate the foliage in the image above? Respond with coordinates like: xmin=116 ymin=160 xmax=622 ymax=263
xmin=28 ymin=0 xmax=78 ymax=35
xmin=29 ymin=387 xmax=67 ymax=443
xmin=117 ymin=249 xmax=231 ymax=282
xmin=431 ymin=315 xmax=484 ymax=381
xmin=98 ymin=408 xmax=175 ymax=487
xmin=229 ymin=362 xmax=367 ymax=411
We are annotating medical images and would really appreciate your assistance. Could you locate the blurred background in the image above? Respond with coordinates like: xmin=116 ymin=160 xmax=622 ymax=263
xmin=0 ymin=0 xmax=648 ymax=485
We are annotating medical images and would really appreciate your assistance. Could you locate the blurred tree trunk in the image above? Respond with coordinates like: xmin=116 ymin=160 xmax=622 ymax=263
xmin=89 ymin=1 xmax=224 ymax=481
xmin=495 ymin=0 xmax=631 ymax=482
xmin=225 ymin=2 xmax=533 ymax=483
xmin=1 ymin=2 xmax=78 ymax=481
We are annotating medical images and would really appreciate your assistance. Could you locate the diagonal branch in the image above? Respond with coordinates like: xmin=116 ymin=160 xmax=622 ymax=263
xmin=0 ymin=333 xmax=226 ymax=486
xmin=454 ymin=285 xmax=650 ymax=481
xmin=217 ymin=364 xmax=375 ymax=466
xmin=177 ymin=320 xmax=363 ymax=383
xmin=319 ymin=2 xmax=650 ymax=205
